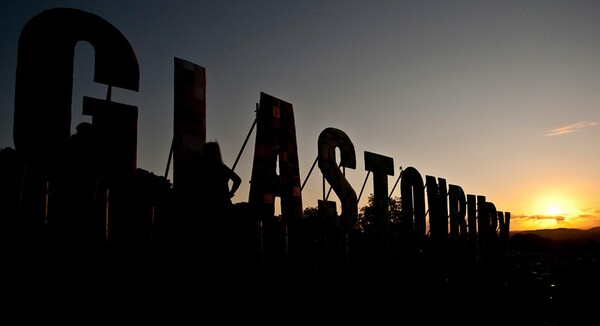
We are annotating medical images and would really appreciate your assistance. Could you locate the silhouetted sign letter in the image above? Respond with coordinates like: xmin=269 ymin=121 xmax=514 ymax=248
xmin=400 ymin=167 xmax=426 ymax=247
xmin=467 ymin=194 xmax=478 ymax=250
xmin=477 ymin=195 xmax=487 ymax=247
xmin=448 ymin=184 xmax=467 ymax=243
xmin=13 ymin=8 xmax=139 ymax=228
xmin=249 ymin=92 xmax=303 ymax=221
xmin=364 ymin=151 xmax=394 ymax=244
xmin=14 ymin=8 xmax=139 ymax=164
xmin=317 ymin=127 xmax=357 ymax=230
xmin=498 ymin=211 xmax=510 ymax=256
xmin=486 ymin=202 xmax=498 ymax=238
xmin=498 ymin=211 xmax=510 ymax=242
xmin=173 ymin=57 xmax=206 ymax=191
xmin=426 ymin=175 xmax=448 ymax=246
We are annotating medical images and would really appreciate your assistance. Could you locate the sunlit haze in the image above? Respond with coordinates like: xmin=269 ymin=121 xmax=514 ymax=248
xmin=2 ymin=0 xmax=599 ymax=231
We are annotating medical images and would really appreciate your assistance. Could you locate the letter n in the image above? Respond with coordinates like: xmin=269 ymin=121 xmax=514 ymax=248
xmin=426 ymin=176 xmax=448 ymax=248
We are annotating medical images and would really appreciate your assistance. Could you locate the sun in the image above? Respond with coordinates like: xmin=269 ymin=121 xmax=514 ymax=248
xmin=512 ymin=192 xmax=594 ymax=231
xmin=545 ymin=206 xmax=562 ymax=216
xmin=531 ymin=194 xmax=578 ymax=218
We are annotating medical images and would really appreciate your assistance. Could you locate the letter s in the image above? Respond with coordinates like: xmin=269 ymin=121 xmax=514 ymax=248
xmin=318 ymin=128 xmax=357 ymax=230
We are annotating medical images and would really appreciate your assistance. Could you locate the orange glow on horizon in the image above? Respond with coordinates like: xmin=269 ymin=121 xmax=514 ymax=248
xmin=509 ymin=192 xmax=600 ymax=231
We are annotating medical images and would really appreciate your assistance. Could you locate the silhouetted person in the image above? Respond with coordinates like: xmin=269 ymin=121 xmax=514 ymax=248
xmin=54 ymin=122 xmax=103 ymax=243
xmin=197 ymin=141 xmax=241 ymax=262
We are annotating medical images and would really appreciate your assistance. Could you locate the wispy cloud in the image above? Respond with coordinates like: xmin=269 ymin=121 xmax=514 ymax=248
xmin=545 ymin=121 xmax=598 ymax=136
xmin=510 ymin=209 xmax=600 ymax=231
xmin=512 ymin=214 xmax=565 ymax=222
xmin=571 ymin=208 xmax=600 ymax=219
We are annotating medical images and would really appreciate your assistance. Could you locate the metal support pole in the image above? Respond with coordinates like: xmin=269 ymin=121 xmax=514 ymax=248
xmin=388 ymin=166 xmax=403 ymax=199
xmin=232 ymin=103 xmax=259 ymax=172
xmin=164 ymin=137 xmax=174 ymax=180
xmin=322 ymin=175 xmax=326 ymax=202
xmin=357 ymin=171 xmax=371 ymax=203
xmin=301 ymin=156 xmax=318 ymax=191
xmin=325 ymin=163 xmax=343 ymax=201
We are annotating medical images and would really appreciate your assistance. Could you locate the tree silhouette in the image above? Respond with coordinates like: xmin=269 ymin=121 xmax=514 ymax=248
xmin=303 ymin=206 xmax=319 ymax=220
xmin=356 ymin=194 xmax=401 ymax=234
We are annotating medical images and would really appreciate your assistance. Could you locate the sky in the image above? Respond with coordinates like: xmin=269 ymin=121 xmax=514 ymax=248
xmin=1 ymin=0 xmax=600 ymax=231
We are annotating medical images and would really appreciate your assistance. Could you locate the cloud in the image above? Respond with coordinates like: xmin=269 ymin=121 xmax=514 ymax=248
xmin=511 ymin=209 xmax=600 ymax=231
xmin=511 ymin=214 xmax=565 ymax=222
xmin=572 ymin=208 xmax=600 ymax=219
xmin=536 ymin=215 xmax=565 ymax=222
xmin=545 ymin=121 xmax=598 ymax=136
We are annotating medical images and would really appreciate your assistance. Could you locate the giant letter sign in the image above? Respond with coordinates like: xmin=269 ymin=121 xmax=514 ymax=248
xmin=173 ymin=57 xmax=206 ymax=191
xmin=426 ymin=175 xmax=448 ymax=248
xmin=477 ymin=195 xmax=487 ymax=254
xmin=484 ymin=201 xmax=498 ymax=258
xmin=466 ymin=194 xmax=478 ymax=255
xmin=249 ymin=92 xmax=303 ymax=221
xmin=318 ymin=128 xmax=357 ymax=230
xmin=364 ymin=151 xmax=394 ymax=245
xmin=14 ymin=8 xmax=139 ymax=163
xmin=400 ymin=167 xmax=426 ymax=252
xmin=498 ymin=211 xmax=511 ymax=257
xmin=448 ymin=184 xmax=467 ymax=245
xmin=13 ymin=8 xmax=139 ymax=228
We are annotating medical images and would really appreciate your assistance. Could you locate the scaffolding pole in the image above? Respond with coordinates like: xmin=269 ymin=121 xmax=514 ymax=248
xmin=232 ymin=103 xmax=259 ymax=172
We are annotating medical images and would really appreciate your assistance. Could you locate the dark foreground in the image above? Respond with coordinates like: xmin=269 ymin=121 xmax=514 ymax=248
xmin=4 ymin=240 xmax=599 ymax=326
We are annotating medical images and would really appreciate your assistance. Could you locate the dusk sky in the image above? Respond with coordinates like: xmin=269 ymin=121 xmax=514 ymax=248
xmin=2 ymin=0 xmax=600 ymax=231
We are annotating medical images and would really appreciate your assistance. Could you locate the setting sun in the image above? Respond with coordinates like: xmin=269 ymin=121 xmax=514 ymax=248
xmin=544 ymin=206 xmax=562 ymax=216
xmin=532 ymin=194 xmax=577 ymax=217
xmin=508 ymin=190 xmax=600 ymax=231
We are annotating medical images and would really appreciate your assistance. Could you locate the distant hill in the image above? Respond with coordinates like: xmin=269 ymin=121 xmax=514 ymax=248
xmin=510 ymin=227 xmax=600 ymax=241
xmin=509 ymin=227 xmax=600 ymax=252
